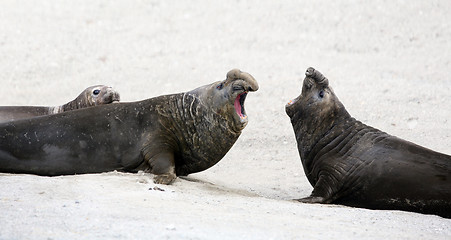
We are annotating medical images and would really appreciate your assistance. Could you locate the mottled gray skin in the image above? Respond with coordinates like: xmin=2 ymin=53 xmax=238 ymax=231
xmin=0 ymin=69 xmax=258 ymax=184
xmin=286 ymin=67 xmax=451 ymax=218
xmin=0 ymin=85 xmax=120 ymax=123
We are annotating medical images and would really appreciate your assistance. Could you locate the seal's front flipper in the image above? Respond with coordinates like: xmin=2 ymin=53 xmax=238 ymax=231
xmin=296 ymin=175 xmax=339 ymax=204
xmin=296 ymin=196 xmax=327 ymax=203
xmin=154 ymin=172 xmax=176 ymax=185
xmin=148 ymin=151 xmax=176 ymax=185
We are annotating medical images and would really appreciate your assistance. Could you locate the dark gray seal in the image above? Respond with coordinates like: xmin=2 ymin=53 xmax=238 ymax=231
xmin=0 ymin=85 xmax=120 ymax=123
xmin=285 ymin=67 xmax=451 ymax=218
xmin=0 ymin=69 xmax=258 ymax=184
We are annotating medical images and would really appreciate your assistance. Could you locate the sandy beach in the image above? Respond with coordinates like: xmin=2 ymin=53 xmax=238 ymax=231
xmin=0 ymin=0 xmax=450 ymax=239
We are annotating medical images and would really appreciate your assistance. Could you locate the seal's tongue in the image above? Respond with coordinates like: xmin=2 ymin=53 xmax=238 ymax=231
xmin=234 ymin=95 xmax=243 ymax=117
xmin=234 ymin=92 xmax=247 ymax=119
xmin=235 ymin=93 xmax=244 ymax=118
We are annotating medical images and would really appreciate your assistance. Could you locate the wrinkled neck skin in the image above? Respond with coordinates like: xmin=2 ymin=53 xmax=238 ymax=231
xmin=156 ymin=86 xmax=242 ymax=175
xmin=289 ymin=98 xmax=353 ymax=179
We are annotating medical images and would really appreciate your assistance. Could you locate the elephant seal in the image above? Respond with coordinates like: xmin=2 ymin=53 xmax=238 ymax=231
xmin=0 ymin=69 xmax=258 ymax=185
xmin=285 ymin=67 xmax=451 ymax=218
xmin=0 ymin=85 xmax=120 ymax=123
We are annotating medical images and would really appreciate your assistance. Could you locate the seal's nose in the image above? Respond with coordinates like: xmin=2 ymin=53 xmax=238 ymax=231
xmin=106 ymin=87 xmax=121 ymax=102
xmin=112 ymin=91 xmax=120 ymax=102
xmin=305 ymin=67 xmax=329 ymax=87
xmin=246 ymin=82 xmax=259 ymax=92
xmin=245 ymin=75 xmax=259 ymax=92
xmin=225 ymin=69 xmax=259 ymax=92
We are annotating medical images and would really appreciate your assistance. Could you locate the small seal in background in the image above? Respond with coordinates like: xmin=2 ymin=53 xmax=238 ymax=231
xmin=0 ymin=85 xmax=120 ymax=123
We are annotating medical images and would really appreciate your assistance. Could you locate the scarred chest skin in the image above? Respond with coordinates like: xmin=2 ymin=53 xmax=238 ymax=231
xmin=136 ymin=92 xmax=241 ymax=176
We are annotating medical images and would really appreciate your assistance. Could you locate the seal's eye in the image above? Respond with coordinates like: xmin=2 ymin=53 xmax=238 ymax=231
xmin=216 ymin=83 xmax=224 ymax=90
xmin=93 ymin=89 xmax=101 ymax=95
xmin=319 ymin=90 xmax=324 ymax=98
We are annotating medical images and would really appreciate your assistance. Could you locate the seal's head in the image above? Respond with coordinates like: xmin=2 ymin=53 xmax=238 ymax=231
xmin=86 ymin=85 xmax=121 ymax=106
xmin=285 ymin=67 xmax=349 ymax=146
xmin=188 ymin=69 xmax=259 ymax=133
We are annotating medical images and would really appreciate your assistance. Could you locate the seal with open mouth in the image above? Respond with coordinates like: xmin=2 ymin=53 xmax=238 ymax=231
xmin=286 ymin=67 xmax=451 ymax=218
xmin=0 ymin=69 xmax=258 ymax=185
xmin=0 ymin=85 xmax=120 ymax=123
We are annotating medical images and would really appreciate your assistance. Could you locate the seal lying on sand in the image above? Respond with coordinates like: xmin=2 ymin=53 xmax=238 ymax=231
xmin=0 ymin=69 xmax=258 ymax=184
xmin=285 ymin=67 xmax=451 ymax=218
xmin=0 ymin=85 xmax=120 ymax=123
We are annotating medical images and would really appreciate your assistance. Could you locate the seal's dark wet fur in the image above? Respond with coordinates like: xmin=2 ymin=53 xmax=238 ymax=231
xmin=0 ymin=69 xmax=258 ymax=185
xmin=286 ymin=67 xmax=451 ymax=218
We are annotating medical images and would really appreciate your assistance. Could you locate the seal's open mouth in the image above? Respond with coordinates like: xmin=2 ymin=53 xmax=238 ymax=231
xmin=234 ymin=92 xmax=248 ymax=120
xmin=285 ymin=96 xmax=300 ymax=118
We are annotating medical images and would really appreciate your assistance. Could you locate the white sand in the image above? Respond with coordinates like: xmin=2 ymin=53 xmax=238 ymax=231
xmin=0 ymin=0 xmax=450 ymax=239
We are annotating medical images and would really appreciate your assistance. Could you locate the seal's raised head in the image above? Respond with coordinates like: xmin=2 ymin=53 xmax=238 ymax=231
xmin=85 ymin=85 xmax=121 ymax=106
xmin=286 ymin=67 xmax=348 ymax=134
xmin=285 ymin=67 xmax=350 ymax=155
xmin=188 ymin=69 xmax=259 ymax=132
